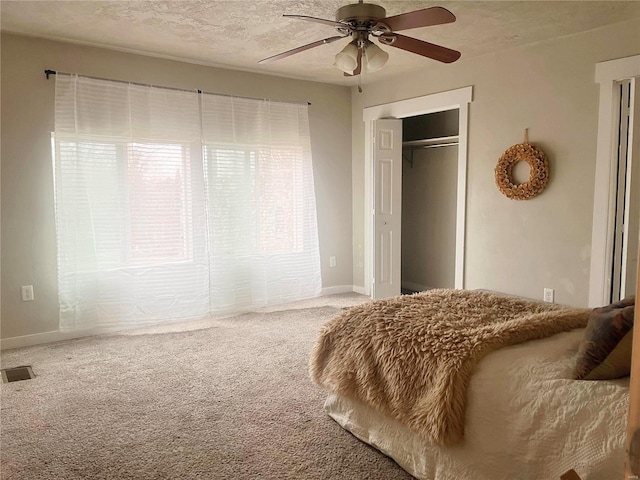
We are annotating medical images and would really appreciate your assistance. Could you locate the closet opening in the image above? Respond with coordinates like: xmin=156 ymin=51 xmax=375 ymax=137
xmin=401 ymin=110 xmax=459 ymax=294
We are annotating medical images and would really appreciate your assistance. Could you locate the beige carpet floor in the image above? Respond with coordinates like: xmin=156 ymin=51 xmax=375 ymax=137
xmin=1 ymin=294 xmax=413 ymax=479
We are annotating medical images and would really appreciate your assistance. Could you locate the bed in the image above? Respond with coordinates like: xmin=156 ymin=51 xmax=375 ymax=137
xmin=309 ymin=289 xmax=631 ymax=480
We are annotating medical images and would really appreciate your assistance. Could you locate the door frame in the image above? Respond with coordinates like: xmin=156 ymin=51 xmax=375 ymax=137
xmin=363 ymin=86 xmax=473 ymax=297
xmin=588 ymin=55 xmax=640 ymax=307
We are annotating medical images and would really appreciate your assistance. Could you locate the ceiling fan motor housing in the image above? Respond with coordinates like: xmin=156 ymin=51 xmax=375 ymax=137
xmin=336 ymin=3 xmax=386 ymax=23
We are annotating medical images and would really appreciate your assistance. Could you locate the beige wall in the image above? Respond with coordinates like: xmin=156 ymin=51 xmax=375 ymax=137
xmin=351 ymin=18 xmax=640 ymax=307
xmin=1 ymin=33 xmax=353 ymax=340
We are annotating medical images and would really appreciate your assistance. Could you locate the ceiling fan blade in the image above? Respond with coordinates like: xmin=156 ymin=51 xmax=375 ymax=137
xmin=258 ymin=36 xmax=345 ymax=64
xmin=283 ymin=14 xmax=348 ymax=28
xmin=381 ymin=6 xmax=456 ymax=31
xmin=379 ymin=33 xmax=461 ymax=63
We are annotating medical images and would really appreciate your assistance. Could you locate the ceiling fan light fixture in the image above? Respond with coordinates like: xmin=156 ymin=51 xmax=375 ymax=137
xmin=363 ymin=41 xmax=388 ymax=72
xmin=334 ymin=41 xmax=359 ymax=73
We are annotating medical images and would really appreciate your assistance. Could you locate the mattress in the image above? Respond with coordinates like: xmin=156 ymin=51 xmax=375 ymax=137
xmin=324 ymin=328 xmax=629 ymax=480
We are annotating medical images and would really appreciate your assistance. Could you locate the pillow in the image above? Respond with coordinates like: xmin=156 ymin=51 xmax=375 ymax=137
xmin=574 ymin=295 xmax=635 ymax=380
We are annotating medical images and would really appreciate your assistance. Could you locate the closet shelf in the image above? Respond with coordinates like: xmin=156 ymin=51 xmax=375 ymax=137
xmin=402 ymin=135 xmax=459 ymax=149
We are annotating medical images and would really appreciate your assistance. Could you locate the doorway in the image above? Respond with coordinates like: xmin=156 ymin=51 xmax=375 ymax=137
xmin=362 ymin=86 xmax=473 ymax=299
xmin=610 ymin=79 xmax=640 ymax=302
xmin=589 ymin=56 xmax=640 ymax=307
xmin=401 ymin=110 xmax=459 ymax=293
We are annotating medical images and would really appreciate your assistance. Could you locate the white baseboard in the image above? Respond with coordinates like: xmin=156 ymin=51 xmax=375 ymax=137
xmin=352 ymin=285 xmax=366 ymax=295
xmin=3 ymin=286 xmax=371 ymax=350
xmin=321 ymin=285 xmax=360 ymax=296
xmin=0 ymin=328 xmax=107 ymax=351
xmin=401 ymin=281 xmax=432 ymax=293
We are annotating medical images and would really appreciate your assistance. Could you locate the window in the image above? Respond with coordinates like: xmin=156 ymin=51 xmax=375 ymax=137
xmin=54 ymin=73 xmax=321 ymax=330
xmin=55 ymin=140 xmax=195 ymax=269
xmin=126 ymin=143 xmax=193 ymax=264
xmin=204 ymin=145 xmax=304 ymax=256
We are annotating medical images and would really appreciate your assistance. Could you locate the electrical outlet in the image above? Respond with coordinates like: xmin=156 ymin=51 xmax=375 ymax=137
xmin=21 ymin=285 xmax=34 ymax=302
xmin=329 ymin=256 xmax=337 ymax=268
xmin=543 ymin=288 xmax=554 ymax=303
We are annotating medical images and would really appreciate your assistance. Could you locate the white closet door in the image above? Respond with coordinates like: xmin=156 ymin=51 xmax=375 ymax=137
xmin=622 ymin=78 xmax=640 ymax=298
xmin=373 ymin=119 xmax=402 ymax=299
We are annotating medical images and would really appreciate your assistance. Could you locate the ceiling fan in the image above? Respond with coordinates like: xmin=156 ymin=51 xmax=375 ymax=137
xmin=258 ymin=1 xmax=461 ymax=78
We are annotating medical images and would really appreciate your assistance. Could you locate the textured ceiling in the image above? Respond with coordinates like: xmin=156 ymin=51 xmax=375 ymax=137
xmin=2 ymin=1 xmax=640 ymax=86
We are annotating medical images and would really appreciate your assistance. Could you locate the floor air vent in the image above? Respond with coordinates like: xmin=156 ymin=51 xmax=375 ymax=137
xmin=1 ymin=366 xmax=35 ymax=383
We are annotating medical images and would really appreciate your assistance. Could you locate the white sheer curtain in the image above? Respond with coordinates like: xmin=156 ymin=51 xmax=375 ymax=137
xmin=201 ymin=94 xmax=321 ymax=312
xmin=53 ymin=74 xmax=321 ymax=331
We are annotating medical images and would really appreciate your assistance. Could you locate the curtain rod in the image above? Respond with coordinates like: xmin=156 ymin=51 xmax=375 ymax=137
xmin=44 ymin=69 xmax=311 ymax=106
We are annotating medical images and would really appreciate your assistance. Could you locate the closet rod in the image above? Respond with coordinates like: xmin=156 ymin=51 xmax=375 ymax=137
xmin=43 ymin=69 xmax=311 ymax=106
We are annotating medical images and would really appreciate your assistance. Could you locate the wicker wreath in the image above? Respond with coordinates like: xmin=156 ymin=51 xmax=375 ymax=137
xmin=494 ymin=143 xmax=549 ymax=200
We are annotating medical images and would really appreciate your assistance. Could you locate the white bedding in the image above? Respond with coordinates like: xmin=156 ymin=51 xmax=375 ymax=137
xmin=325 ymin=329 xmax=629 ymax=480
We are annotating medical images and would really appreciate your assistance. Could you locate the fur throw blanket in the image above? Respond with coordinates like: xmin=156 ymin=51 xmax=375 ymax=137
xmin=309 ymin=289 xmax=590 ymax=446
